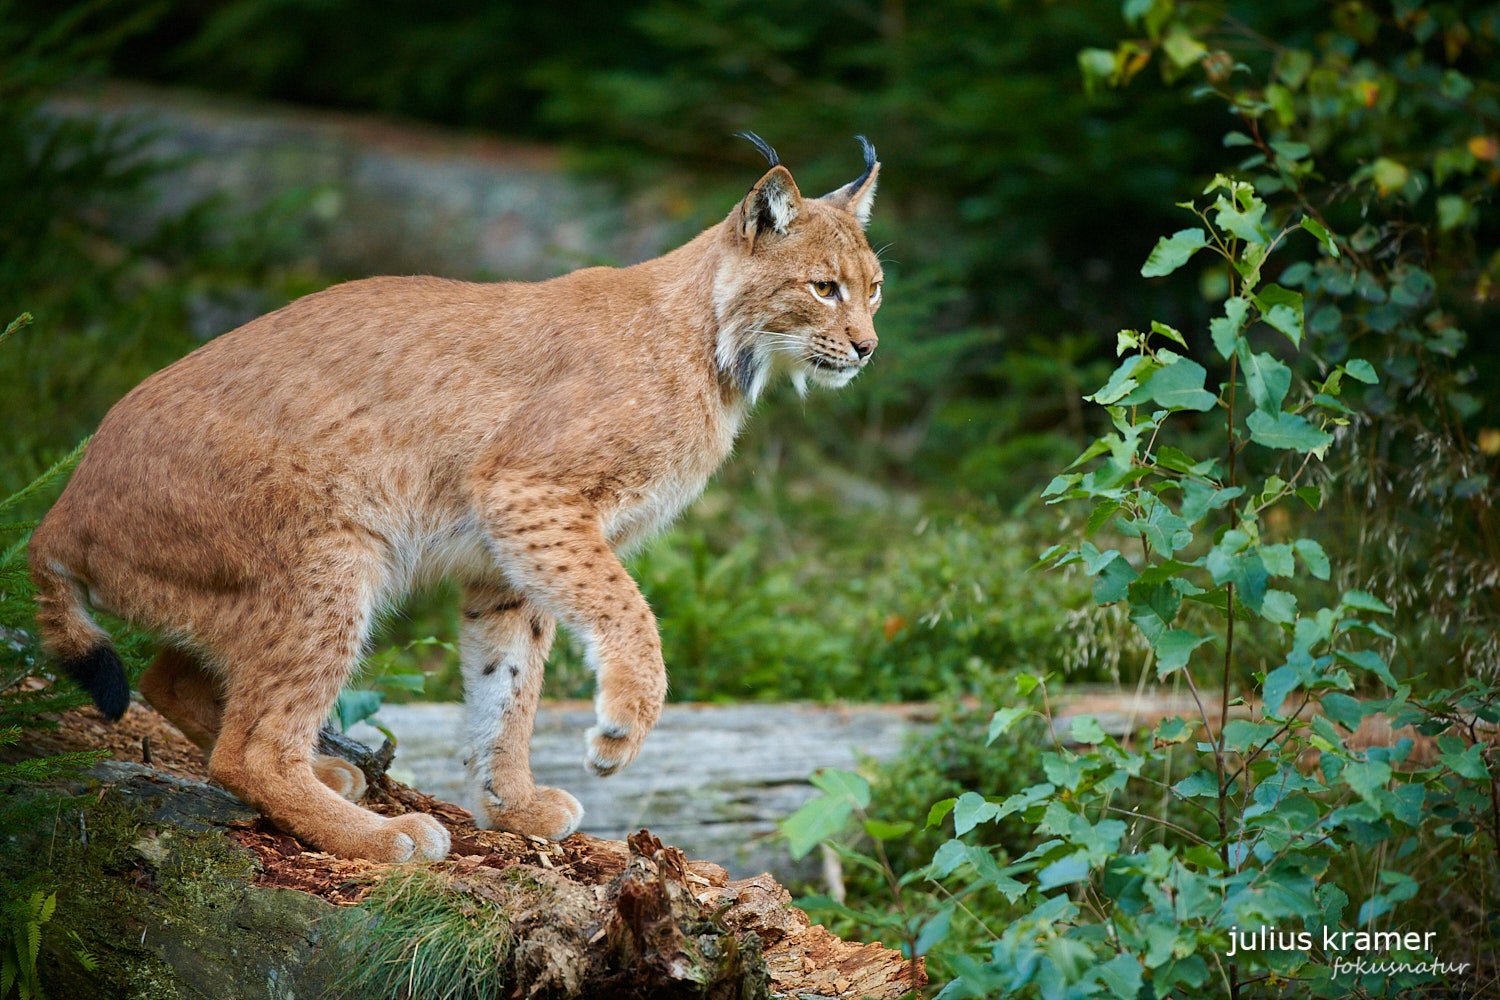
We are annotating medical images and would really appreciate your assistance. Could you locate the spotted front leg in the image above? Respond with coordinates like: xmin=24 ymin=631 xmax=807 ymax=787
xmin=473 ymin=481 xmax=668 ymax=778
xmin=458 ymin=584 xmax=582 ymax=840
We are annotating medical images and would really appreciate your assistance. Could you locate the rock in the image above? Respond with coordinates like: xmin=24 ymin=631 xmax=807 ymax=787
xmin=45 ymin=82 xmax=675 ymax=284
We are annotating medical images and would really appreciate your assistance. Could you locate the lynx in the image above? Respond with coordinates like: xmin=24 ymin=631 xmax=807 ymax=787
xmin=28 ymin=135 xmax=884 ymax=862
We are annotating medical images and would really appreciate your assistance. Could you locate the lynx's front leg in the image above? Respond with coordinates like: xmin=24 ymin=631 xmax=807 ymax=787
xmin=459 ymin=585 xmax=582 ymax=839
xmin=477 ymin=482 xmax=666 ymax=777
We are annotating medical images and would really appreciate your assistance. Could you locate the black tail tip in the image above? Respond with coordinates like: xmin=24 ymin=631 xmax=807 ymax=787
xmin=60 ymin=645 xmax=130 ymax=722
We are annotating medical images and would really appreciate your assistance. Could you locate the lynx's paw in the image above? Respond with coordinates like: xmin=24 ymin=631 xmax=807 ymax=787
xmin=585 ymin=689 xmax=660 ymax=776
xmin=311 ymin=755 xmax=367 ymax=801
xmin=585 ymin=715 xmax=649 ymax=776
xmin=474 ymin=786 xmax=584 ymax=840
xmin=355 ymin=813 xmax=451 ymax=863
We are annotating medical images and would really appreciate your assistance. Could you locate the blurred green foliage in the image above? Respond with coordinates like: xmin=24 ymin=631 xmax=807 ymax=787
xmin=21 ymin=0 xmax=1247 ymax=497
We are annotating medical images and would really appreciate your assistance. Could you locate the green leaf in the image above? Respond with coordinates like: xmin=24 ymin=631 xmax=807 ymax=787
xmin=333 ymin=689 xmax=384 ymax=731
xmin=1085 ymin=499 xmax=1121 ymax=538
xmin=1138 ymin=357 xmax=1217 ymax=412
xmin=1294 ymin=538 xmax=1331 ymax=579
xmin=913 ymin=906 xmax=953 ymax=957
xmin=1237 ymin=345 xmax=1291 ymax=413
xmin=1246 ymin=410 xmax=1333 ymax=451
xmin=1155 ymin=630 xmax=1208 ymax=676
xmin=1437 ymin=194 xmax=1471 ymax=231
xmin=1036 ymin=851 xmax=1091 ymax=890
xmin=1066 ymin=437 xmax=1113 ymax=470
xmin=1081 ymin=543 xmax=1120 ymax=574
xmin=1161 ymin=26 xmax=1206 ymax=68
xmin=810 ymin=768 xmax=871 ymax=809
xmin=928 ymin=839 xmax=968 ymax=878
xmin=1213 ymin=194 xmax=1267 ymax=244
xmin=1078 ymin=47 xmax=1117 ymax=91
xmin=1342 ymin=759 xmax=1392 ymax=803
xmin=1271 ymin=139 xmax=1310 ymax=161
xmin=926 ymin=798 xmax=956 ymax=829
xmin=1210 ymin=297 xmax=1251 ymax=359
xmin=1206 ymin=537 xmax=1268 ymax=613
xmin=1155 ymin=717 xmax=1194 ymax=744
xmin=1259 ymin=541 xmax=1295 ymax=577
xmin=1253 ymin=284 xmax=1305 ymax=346
xmin=1071 ymin=715 xmax=1107 ymax=744
xmin=1222 ymin=719 xmax=1282 ymax=752
xmin=1150 ymin=319 xmax=1188 ymax=349
xmin=1142 ymin=228 xmax=1210 ymax=278
xmin=1299 ymin=216 xmax=1339 ymax=257
xmin=1336 ymin=648 xmax=1397 ymax=688
xmin=953 ymin=791 xmax=998 ymax=836
xmin=987 ymin=706 xmax=1028 ymax=745
xmin=1264 ymin=664 xmax=1299 ymax=716
xmin=1344 ymin=358 xmax=1377 ymax=384
xmin=1341 ymin=590 xmax=1393 ymax=615
xmin=1042 ymin=474 xmax=1079 ymax=498
xmin=1261 ymin=589 xmax=1298 ymax=625
xmin=782 ymin=792 xmax=855 ymax=860
xmin=1440 ymin=743 xmax=1491 ymax=780
xmin=1320 ymin=692 xmax=1367 ymax=731
xmin=1180 ymin=482 xmax=1242 ymax=526
xmin=1090 ymin=355 xmax=1152 ymax=404
xmin=863 ymin=818 xmax=913 ymax=840
xmin=377 ymin=672 xmax=427 ymax=693
xmin=1155 ymin=445 xmax=1211 ymax=475
xmin=1094 ymin=953 xmax=1146 ymax=1000
xmin=1172 ymin=770 xmax=1219 ymax=798
xmin=1093 ymin=554 xmax=1139 ymax=605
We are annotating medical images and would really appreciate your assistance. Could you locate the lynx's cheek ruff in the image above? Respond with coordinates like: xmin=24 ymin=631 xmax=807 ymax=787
xmin=29 ymin=133 xmax=886 ymax=862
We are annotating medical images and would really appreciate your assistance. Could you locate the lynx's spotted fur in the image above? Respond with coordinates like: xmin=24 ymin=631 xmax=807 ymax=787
xmin=29 ymin=136 xmax=883 ymax=862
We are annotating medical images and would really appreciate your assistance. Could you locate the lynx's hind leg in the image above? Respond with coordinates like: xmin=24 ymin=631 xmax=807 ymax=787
xmin=459 ymin=585 xmax=582 ymax=840
xmin=138 ymin=647 xmax=223 ymax=752
xmin=138 ymin=647 xmax=366 ymax=800
xmin=207 ymin=550 xmax=448 ymax=862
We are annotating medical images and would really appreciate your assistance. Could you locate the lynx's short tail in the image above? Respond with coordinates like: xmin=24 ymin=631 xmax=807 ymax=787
xmin=27 ymin=549 xmax=130 ymax=722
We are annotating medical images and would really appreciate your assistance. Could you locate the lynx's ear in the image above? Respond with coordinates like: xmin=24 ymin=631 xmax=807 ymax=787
xmin=821 ymin=135 xmax=879 ymax=228
xmin=737 ymin=165 xmax=804 ymax=251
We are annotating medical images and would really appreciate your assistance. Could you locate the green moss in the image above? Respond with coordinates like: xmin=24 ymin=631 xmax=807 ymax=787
xmin=1 ymin=772 xmax=350 ymax=999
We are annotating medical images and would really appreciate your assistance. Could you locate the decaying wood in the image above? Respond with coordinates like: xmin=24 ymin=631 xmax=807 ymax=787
xmin=10 ymin=700 xmax=923 ymax=999
xmin=315 ymin=724 xmax=397 ymax=787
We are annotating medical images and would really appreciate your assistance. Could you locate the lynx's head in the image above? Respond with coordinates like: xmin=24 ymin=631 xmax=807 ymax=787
xmin=713 ymin=134 xmax=883 ymax=403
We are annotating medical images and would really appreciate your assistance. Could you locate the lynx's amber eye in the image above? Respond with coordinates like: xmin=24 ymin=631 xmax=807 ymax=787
xmin=811 ymin=280 xmax=840 ymax=301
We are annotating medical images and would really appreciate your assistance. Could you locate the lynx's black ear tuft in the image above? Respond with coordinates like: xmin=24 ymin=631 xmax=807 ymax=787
xmin=735 ymin=131 xmax=780 ymax=167
xmin=821 ymin=135 xmax=880 ymax=228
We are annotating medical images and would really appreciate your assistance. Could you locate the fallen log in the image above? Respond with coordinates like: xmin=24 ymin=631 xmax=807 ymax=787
xmin=344 ymin=700 xmax=932 ymax=880
xmin=3 ymin=702 xmax=923 ymax=999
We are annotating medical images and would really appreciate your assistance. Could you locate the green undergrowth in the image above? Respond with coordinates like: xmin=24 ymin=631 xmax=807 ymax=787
xmin=324 ymin=869 xmax=522 ymax=1000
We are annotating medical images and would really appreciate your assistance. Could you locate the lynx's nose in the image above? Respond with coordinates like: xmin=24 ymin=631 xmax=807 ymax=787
xmin=853 ymin=338 xmax=877 ymax=359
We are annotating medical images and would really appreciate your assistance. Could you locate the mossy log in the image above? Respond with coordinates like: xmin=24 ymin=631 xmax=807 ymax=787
xmin=2 ymin=705 xmax=923 ymax=999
